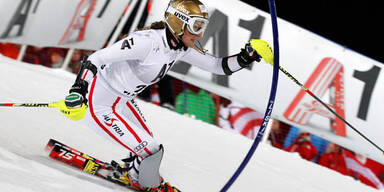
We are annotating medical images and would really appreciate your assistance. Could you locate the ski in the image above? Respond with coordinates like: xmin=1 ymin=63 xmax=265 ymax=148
xmin=45 ymin=139 xmax=137 ymax=191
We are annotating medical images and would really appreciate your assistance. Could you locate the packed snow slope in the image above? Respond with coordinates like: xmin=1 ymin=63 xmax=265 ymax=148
xmin=0 ymin=55 xmax=377 ymax=192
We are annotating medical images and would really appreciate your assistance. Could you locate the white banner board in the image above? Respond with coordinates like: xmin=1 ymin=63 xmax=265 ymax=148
xmin=147 ymin=0 xmax=384 ymax=163
xmin=0 ymin=0 xmax=129 ymax=50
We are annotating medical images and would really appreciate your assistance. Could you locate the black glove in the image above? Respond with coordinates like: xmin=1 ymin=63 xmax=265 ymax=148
xmin=237 ymin=43 xmax=261 ymax=68
xmin=65 ymin=80 xmax=89 ymax=108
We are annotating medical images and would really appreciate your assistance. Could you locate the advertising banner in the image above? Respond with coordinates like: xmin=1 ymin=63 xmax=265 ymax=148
xmin=0 ymin=0 xmax=129 ymax=50
xmin=147 ymin=0 xmax=384 ymax=163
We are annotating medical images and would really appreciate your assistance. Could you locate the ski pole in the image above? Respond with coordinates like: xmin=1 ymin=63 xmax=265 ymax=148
xmin=277 ymin=65 xmax=384 ymax=154
xmin=0 ymin=102 xmax=58 ymax=108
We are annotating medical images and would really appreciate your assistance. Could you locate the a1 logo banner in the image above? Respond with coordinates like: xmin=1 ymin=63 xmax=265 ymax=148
xmin=283 ymin=57 xmax=346 ymax=136
xmin=0 ymin=0 xmax=129 ymax=50
xmin=58 ymin=0 xmax=97 ymax=46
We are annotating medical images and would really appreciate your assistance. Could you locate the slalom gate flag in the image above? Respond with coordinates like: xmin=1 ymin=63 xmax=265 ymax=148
xmin=344 ymin=150 xmax=384 ymax=189
xmin=228 ymin=106 xmax=263 ymax=139
xmin=219 ymin=102 xmax=264 ymax=139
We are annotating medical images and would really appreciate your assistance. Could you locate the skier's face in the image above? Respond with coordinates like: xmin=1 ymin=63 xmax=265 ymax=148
xmin=182 ymin=26 xmax=203 ymax=48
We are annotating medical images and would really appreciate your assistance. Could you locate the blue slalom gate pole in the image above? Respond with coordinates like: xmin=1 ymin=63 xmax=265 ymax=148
xmin=220 ymin=0 xmax=280 ymax=191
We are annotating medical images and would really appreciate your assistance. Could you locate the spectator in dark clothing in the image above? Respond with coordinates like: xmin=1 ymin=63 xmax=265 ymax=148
xmin=268 ymin=120 xmax=290 ymax=149
xmin=22 ymin=46 xmax=67 ymax=67
xmin=22 ymin=46 xmax=39 ymax=64
xmin=49 ymin=48 xmax=67 ymax=68
xmin=22 ymin=46 xmax=50 ymax=66
xmin=68 ymin=49 xmax=83 ymax=74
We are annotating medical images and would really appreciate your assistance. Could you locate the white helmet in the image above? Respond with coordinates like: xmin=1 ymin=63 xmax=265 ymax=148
xmin=164 ymin=0 xmax=209 ymax=38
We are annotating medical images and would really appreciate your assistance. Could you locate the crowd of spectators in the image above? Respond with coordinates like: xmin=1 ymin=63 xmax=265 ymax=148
xmin=22 ymin=46 xmax=68 ymax=68
xmin=267 ymin=119 xmax=384 ymax=189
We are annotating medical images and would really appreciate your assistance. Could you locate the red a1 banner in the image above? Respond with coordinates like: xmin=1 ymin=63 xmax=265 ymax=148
xmin=284 ymin=57 xmax=346 ymax=136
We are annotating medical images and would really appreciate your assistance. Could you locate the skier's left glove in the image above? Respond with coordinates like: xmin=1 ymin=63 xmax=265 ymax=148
xmin=249 ymin=39 xmax=274 ymax=65
xmin=237 ymin=42 xmax=261 ymax=68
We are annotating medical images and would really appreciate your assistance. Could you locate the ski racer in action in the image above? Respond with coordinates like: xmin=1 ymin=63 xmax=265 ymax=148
xmin=56 ymin=0 xmax=271 ymax=191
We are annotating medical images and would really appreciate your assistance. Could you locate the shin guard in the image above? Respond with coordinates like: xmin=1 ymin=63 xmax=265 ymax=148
xmin=138 ymin=145 xmax=164 ymax=187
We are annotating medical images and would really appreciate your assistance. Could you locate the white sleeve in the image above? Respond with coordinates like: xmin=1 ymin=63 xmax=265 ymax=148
xmin=79 ymin=32 xmax=153 ymax=82
xmin=88 ymin=32 xmax=153 ymax=67
xmin=179 ymin=48 xmax=243 ymax=75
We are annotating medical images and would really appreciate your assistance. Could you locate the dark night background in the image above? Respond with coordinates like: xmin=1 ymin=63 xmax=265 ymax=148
xmin=239 ymin=0 xmax=383 ymax=64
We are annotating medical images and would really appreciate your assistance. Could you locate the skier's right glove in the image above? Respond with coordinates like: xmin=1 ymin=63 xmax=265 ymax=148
xmin=57 ymin=79 xmax=89 ymax=121
xmin=66 ymin=80 xmax=89 ymax=108
xmin=52 ymin=99 xmax=87 ymax=121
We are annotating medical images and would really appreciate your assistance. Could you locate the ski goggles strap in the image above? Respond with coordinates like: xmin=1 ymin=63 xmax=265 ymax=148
xmin=166 ymin=6 xmax=209 ymax=35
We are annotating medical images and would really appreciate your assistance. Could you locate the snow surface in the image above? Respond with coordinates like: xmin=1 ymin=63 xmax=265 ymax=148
xmin=0 ymin=54 xmax=378 ymax=192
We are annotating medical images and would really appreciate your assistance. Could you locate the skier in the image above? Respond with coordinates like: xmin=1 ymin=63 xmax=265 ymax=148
xmin=57 ymin=0 xmax=270 ymax=191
